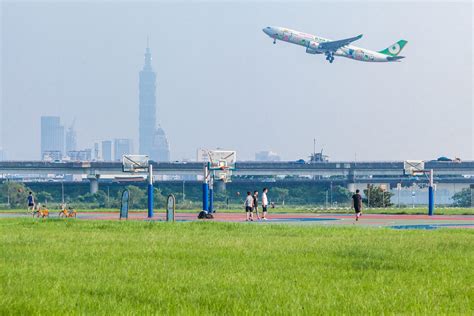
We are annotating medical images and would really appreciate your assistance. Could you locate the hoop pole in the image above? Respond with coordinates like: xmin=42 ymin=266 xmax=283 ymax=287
xmin=428 ymin=169 xmax=434 ymax=216
xmin=202 ymin=163 xmax=209 ymax=212
xmin=147 ymin=164 xmax=153 ymax=219
xmin=209 ymin=187 xmax=214 ymax=213
xmin=209 ymin=173 xmax=214 ymax=213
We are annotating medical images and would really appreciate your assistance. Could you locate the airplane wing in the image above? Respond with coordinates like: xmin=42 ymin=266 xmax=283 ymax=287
xmin=318 ymin=34 xmax=363 ymax=51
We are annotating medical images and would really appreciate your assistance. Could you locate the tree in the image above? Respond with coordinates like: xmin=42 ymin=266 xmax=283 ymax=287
xmin=363 ymin=185 xmax=393 ymax=207
xmin=0 ymin=182 xmax=31 ymax=208
xmin=125 ymin=186 xmax=146 ymax=209
xmin=36 ymin=191 xmax=53 ymax=204
xmin=272 ymin=188 xmax=289 ymax=205
xmin=452 ymin=188 xmax=472 ymax=207
xmin=331 ymin=186 xmax=352 ymax=204
xmin=153 ymin=187 xmax=167 ymax=209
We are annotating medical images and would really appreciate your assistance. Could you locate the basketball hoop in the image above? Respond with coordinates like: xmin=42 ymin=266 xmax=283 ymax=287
xmin=403 ymin=160 xmax=425 ymax=175
xmin=403 ymin=160 xmax=435 ymax=216
xmin=201 ymin=150 xmax=237 ymax=213
xmin=122 ymin=155 xmax=149 ymax=173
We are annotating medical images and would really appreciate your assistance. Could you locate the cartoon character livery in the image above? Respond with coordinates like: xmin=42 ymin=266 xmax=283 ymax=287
xmin=263 ymin=26 xmax=407 ymax=63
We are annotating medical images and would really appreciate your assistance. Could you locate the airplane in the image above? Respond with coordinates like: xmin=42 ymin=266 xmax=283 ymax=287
xmin=262 ymin=26 xmax=407 ymax=63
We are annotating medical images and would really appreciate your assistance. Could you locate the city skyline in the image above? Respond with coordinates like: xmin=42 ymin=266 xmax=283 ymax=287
xmin=1 ymin=2 xmax=472 ymax=161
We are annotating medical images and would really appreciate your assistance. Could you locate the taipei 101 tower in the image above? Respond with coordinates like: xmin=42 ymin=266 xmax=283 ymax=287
xmin=138 ymin=41 xmax=170 ymax=161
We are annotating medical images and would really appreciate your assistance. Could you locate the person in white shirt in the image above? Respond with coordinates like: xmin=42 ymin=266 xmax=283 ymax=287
xmin=261 ymin=188 xmax=269 ymax=220
xmin=244 ymin=191 xmax=254 ymax=221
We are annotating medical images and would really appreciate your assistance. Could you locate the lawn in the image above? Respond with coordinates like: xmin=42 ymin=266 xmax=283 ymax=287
xmin=1 ymin=219 xmax=473 ymax=314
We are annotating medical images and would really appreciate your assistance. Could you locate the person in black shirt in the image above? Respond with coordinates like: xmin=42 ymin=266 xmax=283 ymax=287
xmin=352 ymin=189 xmax=363 ymax=221
xmin=253 ymin=191 xmax=260 ymax=220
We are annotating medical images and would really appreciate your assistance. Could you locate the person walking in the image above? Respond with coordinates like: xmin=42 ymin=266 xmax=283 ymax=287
xmin=352 ymin=189 xmax=363 ymax=221
xmin=244 ymin=191 xmax=254 ymax=221
xmin=261 ymin=188 xmax=269 ymax=220
xmin=27 ymin=192 xmax=35 ymax=214
xmin=253 ymin=191 xmax=260 ymax=220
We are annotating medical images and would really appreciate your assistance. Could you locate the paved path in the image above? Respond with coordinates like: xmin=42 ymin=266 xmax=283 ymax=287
xmin=2 ymin=211 xmax=473 ymax=229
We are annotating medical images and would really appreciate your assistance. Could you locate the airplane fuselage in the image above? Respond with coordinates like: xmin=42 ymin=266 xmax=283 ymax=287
xmin=263 ymin=26 xmax=399 ymax=62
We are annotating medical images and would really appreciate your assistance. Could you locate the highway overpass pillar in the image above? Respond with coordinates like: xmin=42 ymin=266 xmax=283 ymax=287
xmin=471 ymin=184 xmax=474 ymax=207
xmin=347 ymin=182 xmax=356 ymax=193
xmin=215 ymin=180 xmax=226 ymax=193
xmin=88 ymin=175 xmax=100 ymax=194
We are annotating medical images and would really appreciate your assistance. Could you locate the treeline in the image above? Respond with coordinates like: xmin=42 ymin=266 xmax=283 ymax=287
xmin=0 ymin=180 xmax=356 ymax=209
xmin=1 ymin=180 xmax=470 ymax=209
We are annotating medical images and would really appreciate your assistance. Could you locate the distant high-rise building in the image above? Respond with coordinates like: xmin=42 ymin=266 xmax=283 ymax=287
xmin=67 ymin=149 xmax=92 ymax=161
xmin=151 ymin=126 xmax=170 ymax=162
xmin=114 ymin=139 xmax=133 ymax=161
xmin=42 ymin=150 xmax=63 ymax=161
xmin=93 ymin=142 xmax=100 ymax=160
xmin=41 ymin=116 xmax=64 ymax=160
xmin=0 ymin=148 xmax=6 ymax=161
xmin=102 ymin=140 xmax=113 ymax=161
xmin=196 ymin=148 xmax=208 ymax=162
xmin=138 ymin=42 xmax=171 ymax=161
xmin=255 ymin=151 xmax=281 ymax=162
xmin=65 ymin=123 xmax=77 ymax=153
xmin=139 ymin=42 xmax=157 ymax=158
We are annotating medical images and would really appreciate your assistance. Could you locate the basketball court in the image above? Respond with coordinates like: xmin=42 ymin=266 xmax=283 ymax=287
xmin=2 ymin=211 xmax=473 ymax=230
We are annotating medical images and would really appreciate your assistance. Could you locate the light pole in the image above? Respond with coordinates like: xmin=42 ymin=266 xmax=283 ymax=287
xmin=382 ymin=190 xmax=385 ymax=208
xmin=182 ymin=180 xmax=186 ymax=202
xmin=397 ymin=183 xmax=401 ymax=208
xmin=367 ymin=184 xmax=370 ymax=208
xmin=61 ymin=181 xmax=65 ymax=204
xmin=325 ymin=190 xmax=328 ymax=209
xmin=330 ymin=181 xmax=333 ymax=206
xmin=6 ymin=180 xmax=10 ymax=207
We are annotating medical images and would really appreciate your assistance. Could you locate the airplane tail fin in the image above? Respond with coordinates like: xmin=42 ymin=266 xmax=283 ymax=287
xmin=378 ymin=40 xmax=408 ymax=56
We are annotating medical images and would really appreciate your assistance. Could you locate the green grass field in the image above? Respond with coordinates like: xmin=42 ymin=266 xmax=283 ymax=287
xmin=1 ymin=219 xmax=473 ymax=314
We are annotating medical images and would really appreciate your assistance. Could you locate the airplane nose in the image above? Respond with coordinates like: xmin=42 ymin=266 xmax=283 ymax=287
xmin=262 ymin=27 xmax=272 ymax=36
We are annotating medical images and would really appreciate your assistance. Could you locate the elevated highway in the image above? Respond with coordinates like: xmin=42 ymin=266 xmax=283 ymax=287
xmin=0 ymin=160 xmax=473 ymax=177
xmin=1 ymin=161 xmax=473 ymax=196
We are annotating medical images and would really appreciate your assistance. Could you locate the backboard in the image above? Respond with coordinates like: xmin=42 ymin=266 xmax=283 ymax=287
xmin=208 ymin=150 xmax=236 ymax=170
xmin=404 ymin=160 xmax=425 ymax=175
xmin=216 ymin=169 xmax=233 ymax=183
xmin=122 ymin=155 xmax=149 ymax=173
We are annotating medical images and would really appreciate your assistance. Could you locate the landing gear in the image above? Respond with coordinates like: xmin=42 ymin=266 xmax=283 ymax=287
xmin=273 ymin=38 xmax=276 ymax=44
xmin=325 ymin=52 xmax=335 ymax=63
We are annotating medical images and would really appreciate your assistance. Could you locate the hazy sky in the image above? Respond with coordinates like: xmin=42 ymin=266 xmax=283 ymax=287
xmin=1 ymin=1 xmax=472 ymax=161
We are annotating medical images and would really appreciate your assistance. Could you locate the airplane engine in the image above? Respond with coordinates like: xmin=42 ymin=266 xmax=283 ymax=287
xmin=305 ymin=42 xmax=321 ymax=54
xmin=305 ymin=47 xmax=320 ymax=54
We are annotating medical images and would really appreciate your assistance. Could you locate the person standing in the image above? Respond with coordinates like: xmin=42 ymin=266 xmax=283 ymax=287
xmin=253 ymin=191 xmax=260 ymax=220
xmin=27 ymin=192 xmax=35 ymax=213
xmin=244 ymin=191 xmax=254 ymax=221
xmin=352 ymin=189 xmax=363 ymax=221
xmin=261 ymin=188 xmax=269 ymax=220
